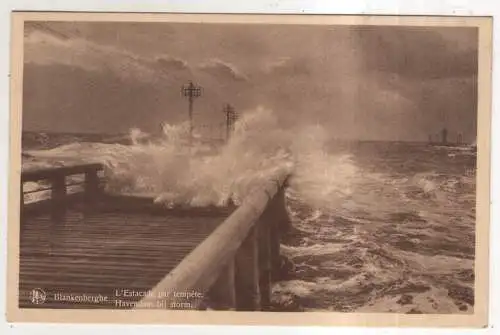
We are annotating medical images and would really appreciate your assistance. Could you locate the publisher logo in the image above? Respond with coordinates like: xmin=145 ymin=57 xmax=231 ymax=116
xmin=30 ymin=288 xmax=46 ymax=305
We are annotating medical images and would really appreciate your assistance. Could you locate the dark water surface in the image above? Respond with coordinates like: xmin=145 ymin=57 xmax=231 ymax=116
xmin=276 ymin=141 xmax=476 ymax=313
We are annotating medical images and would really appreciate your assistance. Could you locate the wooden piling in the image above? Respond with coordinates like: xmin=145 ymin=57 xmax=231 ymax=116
xmin=234 ymin=226 xmax=261 ymax=311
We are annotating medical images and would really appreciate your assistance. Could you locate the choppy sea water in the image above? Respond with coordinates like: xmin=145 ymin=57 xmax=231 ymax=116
xmin=277 ymin=142 xmax=476 ymax=314
xmin=21 ymin=109 xmax=476 ymax=314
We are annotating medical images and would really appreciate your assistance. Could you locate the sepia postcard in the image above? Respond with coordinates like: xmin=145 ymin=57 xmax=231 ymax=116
xmin=6 ymin=12 xmax=492 ymax=328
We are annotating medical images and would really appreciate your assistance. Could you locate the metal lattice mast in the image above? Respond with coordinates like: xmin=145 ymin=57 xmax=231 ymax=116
xmin=223 ymin=104 xmax=238 ymax=142
xmin=181 ymin=81 xmax=202 ymax=143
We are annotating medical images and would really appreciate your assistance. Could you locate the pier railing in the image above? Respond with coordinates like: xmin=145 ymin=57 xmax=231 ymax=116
xmin=135 ymin=171 xmax=291 ymax=311
xmin=21 ymin=163 xmax=105 ymax=216
xmin=19 ymin=162 xmax=292 ymax=311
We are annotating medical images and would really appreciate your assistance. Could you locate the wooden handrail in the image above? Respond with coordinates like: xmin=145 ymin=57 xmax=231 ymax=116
xmin=21 ymin=163 xmax=103 ymax=183
xmin=20 ymin=163 xmax=105 ymax=212
xmin=135 ymin=170 xmax=290 ymax=310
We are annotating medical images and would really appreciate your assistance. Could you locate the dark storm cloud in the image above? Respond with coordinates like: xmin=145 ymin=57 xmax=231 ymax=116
xmin=23 ymin=21 xmax=479 ymax=142
xmin=155 ymin=56 xmax=190 ymax=72
xmin=353 ymin=26 xmax=478 ymax=80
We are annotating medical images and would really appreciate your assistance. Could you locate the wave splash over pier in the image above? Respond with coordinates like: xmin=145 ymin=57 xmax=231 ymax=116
xmin=22 ymin=107 xmax=476 ymax=314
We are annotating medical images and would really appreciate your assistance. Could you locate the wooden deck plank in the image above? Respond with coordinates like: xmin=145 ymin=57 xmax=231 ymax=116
xmin=19 ymin=206 xmax=230 ymax=309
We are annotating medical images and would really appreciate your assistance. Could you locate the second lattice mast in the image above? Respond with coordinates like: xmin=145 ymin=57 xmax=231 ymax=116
xmin=223 ymin=104 xmax=238 ymax=142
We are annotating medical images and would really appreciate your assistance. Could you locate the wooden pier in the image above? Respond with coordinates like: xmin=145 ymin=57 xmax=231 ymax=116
xmin=18 ymin=163 xmax=291 ymax=311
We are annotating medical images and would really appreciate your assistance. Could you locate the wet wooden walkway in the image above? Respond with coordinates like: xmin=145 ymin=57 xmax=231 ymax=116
xmin=18 ymin=163 xmax=290 ymax=311
xmin=19 ymin=205 xmax=232 ymax=309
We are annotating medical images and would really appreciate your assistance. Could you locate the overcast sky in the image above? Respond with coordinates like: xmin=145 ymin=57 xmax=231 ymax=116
xmin=22 ymin=21 xmax=478 ymax=142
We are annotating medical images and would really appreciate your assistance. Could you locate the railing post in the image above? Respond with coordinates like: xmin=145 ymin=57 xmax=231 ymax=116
xmin=268 ymin=185 xmax=291 ymax=282
xmin=258 ymin=217 xmax=272 ymax=310
xmin=84 ymin=168 xmax=101 ymax=201
xmin=234 ymin=226 xmax=261 ymax=311
xmin=275 ymin=186 xmax=292 ymax=232
xmin=206 ymin=261 xmax=236 ymax=310
xmin=269 ymin=214 xmax=281 ymax=282
xmin=51 ymin=174 xmax=66 ymax=221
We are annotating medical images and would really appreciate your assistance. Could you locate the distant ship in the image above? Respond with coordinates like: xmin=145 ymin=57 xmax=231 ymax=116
xmin=427 ymin=128 xmax=470 ymax=148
